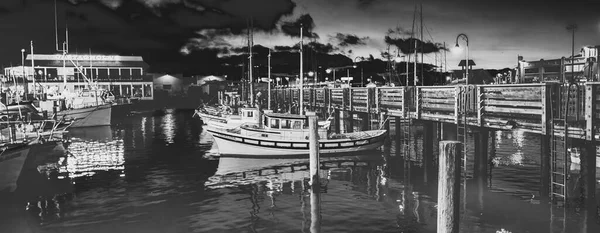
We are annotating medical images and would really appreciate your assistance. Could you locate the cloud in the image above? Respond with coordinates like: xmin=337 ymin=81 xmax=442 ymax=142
xmin=332 ymin=33 xmax=369 ymax=47
xmin=384 ymin=36 xmax=448 ymax=54
xmin=280 ymin=13 xmax=319 ymax=38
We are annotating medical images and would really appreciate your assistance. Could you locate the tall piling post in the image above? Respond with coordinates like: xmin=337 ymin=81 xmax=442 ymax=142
xmin=437 ymin=141 xmax=462 ymax=233
xmin=307 ymin=111 xmax=320 ymax=187
xmin=395 ymin=116 xmax=402 ymax=156
xmin=473 ymin=128 xmax=489 ymax=187
xmin=422 ymin=121 xmax=434 ymax=184
xmin=540 ymin=134 xmax=551 ymax=199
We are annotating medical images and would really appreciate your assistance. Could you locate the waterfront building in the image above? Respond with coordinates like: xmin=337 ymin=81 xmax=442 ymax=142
xmin=3 ymin=54 xmax=154 ymax=101
xmin=517 ymin=45 xmax=600 ymax=83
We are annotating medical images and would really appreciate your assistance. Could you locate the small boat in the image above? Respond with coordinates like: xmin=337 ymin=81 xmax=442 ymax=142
xmin=206 ymin=111 xmax=387 ymax=157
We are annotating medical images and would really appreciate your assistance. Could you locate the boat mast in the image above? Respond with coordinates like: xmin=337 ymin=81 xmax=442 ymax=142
xmin=248 ymin=19 xmax=254 ymax=106
xmin=31 ymin=41 xmax=35 ymax=99
xmin=299 ymin=24 xmax=304 ymax=114
xmin=268 ymin=49 xmax=271 ymax=110
xmin=420 ymin=4 xmax=423 ymax=86
xmin=411 ymin=5 xmax=416 ymax=86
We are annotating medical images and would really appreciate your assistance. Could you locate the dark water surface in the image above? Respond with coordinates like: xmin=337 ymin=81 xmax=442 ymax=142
xmin=0 ymin=109 xmax=599 ymax=233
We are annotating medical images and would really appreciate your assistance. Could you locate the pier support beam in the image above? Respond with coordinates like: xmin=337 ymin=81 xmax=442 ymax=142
xmin=346 ymin=111 xmax=354 ymax=133
xmin=361 ymin=113 xmax=369 ymax=131
xmin=540 ymin=135 xmax=551 ymax=199
xmin=579 ymin=140 xmax=597 ymax=216
xmin=437 ymin=141 xmax=462 ymax=233
xmin=395 ymin=116 xmax=402 ymax=156
xmin=422 ymin=121 xmax=435 ymax=184
xmin=473 ymin=128 xmax=489 ymax=188
xmin=334 ymin=109 xmax=341 ymax=134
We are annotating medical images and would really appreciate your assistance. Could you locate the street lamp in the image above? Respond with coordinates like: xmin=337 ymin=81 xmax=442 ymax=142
xmin=455 ymin=33 xmax=469 ymax=85
xmin=326 ymin=68 xmax=334 ymax=83
xmin=354 ymin=57 xmax=365 ymax=86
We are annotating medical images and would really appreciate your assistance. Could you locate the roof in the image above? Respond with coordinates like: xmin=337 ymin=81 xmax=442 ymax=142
xmin=24 ymin=54 xmax=148 ymax=68
xmin=458 ymin=59 xmax=476 ymax=66
xmin=264 ymin=112 xmax=307 ymax=120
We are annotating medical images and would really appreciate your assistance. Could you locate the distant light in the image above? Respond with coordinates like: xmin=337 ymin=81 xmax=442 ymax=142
xmin=352 ymin=65 xmax=357 ymax=68
xmin=308 ymin=71 xmax=314 ymax=77
xmin=326 ymin=68 xmax=332 ymax=74
xmin=21 ymin=49 xmax=25 ymax=53
xmin=394 ymin=57 xmax=402 ymax=63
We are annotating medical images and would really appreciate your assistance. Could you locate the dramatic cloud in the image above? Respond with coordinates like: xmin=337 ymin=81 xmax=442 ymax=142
xmin=332 ymin=33 xmax=369 ymax=47
xmin=280 ymin=14 xmax=319 ymax=38
xmin=306 ymin=41 xmax=336 ymax=54
xmin=384 ymin=36 xmax=448 ymax=54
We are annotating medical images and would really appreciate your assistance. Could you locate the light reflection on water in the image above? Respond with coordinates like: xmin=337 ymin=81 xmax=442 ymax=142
xmin=1 ymin=110 xmax=599 ymax=233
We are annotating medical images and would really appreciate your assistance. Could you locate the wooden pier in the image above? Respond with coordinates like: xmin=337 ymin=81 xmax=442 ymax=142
xmin=261 ymin=83 xmax=599 ymax=141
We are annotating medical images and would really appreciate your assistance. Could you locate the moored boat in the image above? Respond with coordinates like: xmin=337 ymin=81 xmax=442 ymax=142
xmin=207 ymin=111 xmax=387 ymax=157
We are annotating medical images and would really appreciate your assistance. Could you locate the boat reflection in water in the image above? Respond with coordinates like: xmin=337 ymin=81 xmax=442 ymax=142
xmin=59 ymin=126 xmax=125 ymax=179
xmin=201 ymin=154 xmax=423 ymax=232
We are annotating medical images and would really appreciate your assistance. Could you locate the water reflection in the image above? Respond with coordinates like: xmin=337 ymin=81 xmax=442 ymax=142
xmin=161 ymin=109 xmax=175 ymax=144
xmin=59 ymin=126 xmax=125 ymax=179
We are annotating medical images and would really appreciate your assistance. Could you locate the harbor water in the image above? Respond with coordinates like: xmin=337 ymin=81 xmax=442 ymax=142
xmin=0 ymin=109 xmax=599 ymax=232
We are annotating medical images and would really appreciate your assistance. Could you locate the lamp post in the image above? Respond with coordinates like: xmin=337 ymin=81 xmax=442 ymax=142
xmin=455 ymin=33 xmax=469 ymax=85
xmin=326 ymin=68 xmax=335 ymax=83
xmin=354 ymin=57 xmax=364 ymax=86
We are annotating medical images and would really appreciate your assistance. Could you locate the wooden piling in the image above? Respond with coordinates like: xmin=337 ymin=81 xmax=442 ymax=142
xmin=310 ymin=185 xmax=322 ymax=233
xmin=307 ymin=111 xmax=320 ymax=186
xmin=422 ymin=121 xmax=434 ymax=184
xmin=540 ymin=134 xmax=551 ymax=199
xmin=347 ymin=111 xmax=354 ymax=133
xmin=437 ymin=141 xmax=462 ymax=233
xmin=473 ymin=128 xmax=489 ymax=189
xmin=580 ymin=141 xmax=597 ymax=215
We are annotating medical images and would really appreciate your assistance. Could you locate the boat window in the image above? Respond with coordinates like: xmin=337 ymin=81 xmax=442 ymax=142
xmin=303 ymin=120 xmax=308 ymax=129
xmin=247 ymin=111 xmax=254 ymax=118
xmin=270 ymin=119 xmax=280 ymax=128
xmin=292 ymin=121 xmax=302 ymax=129
xmin=281 ymin=120 xmax=291 ymax=129
xmin=263 ymin=116 xmax=269 ymax=127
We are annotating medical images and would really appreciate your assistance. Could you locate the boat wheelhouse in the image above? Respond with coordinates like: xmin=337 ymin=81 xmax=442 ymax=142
xmin=198 ymin=107 xmax=260 ymax=130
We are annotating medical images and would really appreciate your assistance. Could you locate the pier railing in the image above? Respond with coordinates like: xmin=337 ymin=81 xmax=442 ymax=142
xmin=263 ymin=83 xmax=600 ymax=140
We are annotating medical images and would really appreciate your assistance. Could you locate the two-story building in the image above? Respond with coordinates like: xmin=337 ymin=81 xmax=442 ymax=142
xmin=517 ymin=46 xmax=600 ymax=83
xmin=3 ymin=54 xmax=154 ymax=101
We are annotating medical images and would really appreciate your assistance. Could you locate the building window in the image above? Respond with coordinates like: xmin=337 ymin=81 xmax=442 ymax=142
xmin=281 ymin=120 xmax=291 ymax=129
xmin=163 ymin=84 xmax=172 ymax=90
xmin=270 ymin=119 xmax=280 ymax=129
xmin=144 ymin=84 xmax=152 ymax=97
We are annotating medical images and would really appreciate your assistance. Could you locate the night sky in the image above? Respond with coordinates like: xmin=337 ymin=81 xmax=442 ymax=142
xmin=1 ymin=0 xmax=599 ymax=73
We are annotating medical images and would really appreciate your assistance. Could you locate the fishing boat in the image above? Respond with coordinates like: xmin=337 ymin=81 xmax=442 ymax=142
xmin=206 ymin=111 xmax=387 ymax=157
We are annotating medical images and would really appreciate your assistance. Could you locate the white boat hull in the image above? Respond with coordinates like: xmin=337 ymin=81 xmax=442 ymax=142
xmin=58 ymin=104 xmax=112 ymax=128
xmin=207 ymin=128 xmax=387 ymax=157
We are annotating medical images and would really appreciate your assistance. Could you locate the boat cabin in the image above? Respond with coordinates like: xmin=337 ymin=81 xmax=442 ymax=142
xmin=231 ymin=107 xmax=261 ymax=123
xmin=240 ymin=112 xmax=328 ymax=140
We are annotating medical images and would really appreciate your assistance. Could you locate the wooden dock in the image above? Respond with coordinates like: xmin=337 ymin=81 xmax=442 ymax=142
xmin=265 ymin=83 xmax=599 ymax=141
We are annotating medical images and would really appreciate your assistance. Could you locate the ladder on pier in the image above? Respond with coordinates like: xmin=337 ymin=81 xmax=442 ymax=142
xmin=549 ymin=83 xmax=581 ymax=206
xmin=399 ymin=117 xmax=412 ymax=164
xmin=550 ymin=118 xmax=568 ymax=205
xmin=457 ymin=86 xmax=470 ymax=179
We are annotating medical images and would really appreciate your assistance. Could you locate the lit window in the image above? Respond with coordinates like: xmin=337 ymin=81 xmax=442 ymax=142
xmin=270 ymin=119 xmax=280 ymax=128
